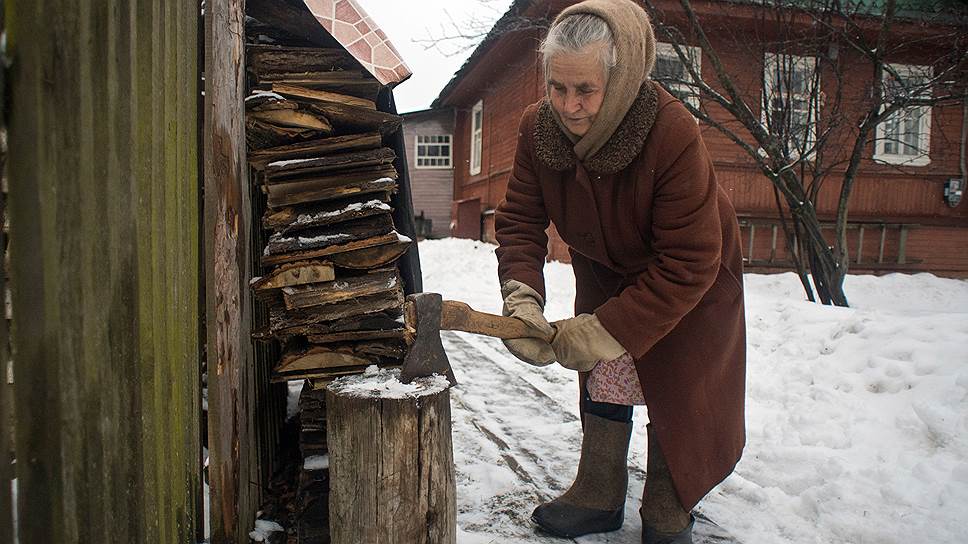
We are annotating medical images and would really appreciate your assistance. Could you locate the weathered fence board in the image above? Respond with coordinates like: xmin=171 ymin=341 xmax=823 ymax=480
xmin=6 ymin=0 xmax=201 ymax=541
xmin=0 ymin=1 xmax=13 ymax=538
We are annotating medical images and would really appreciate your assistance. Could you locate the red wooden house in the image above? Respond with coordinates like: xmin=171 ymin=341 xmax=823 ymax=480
xmin=433 ymin=0 xmax=968 ymax=277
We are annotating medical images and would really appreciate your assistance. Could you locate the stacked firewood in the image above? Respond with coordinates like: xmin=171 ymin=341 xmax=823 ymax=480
xmin=246 ymin=44 xmax=412 ymax=386
xmin=244 ymin=27 xmax=415 ymax=543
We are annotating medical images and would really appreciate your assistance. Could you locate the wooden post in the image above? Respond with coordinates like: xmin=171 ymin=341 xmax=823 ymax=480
xmin=326 ymin=369 xmax=457 ymax=544
xmin=204 ymin=0 xmax=265 ymax=542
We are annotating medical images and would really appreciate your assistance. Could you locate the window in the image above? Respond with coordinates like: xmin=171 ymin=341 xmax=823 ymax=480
xmin=415 ymin=134 xmax=452 ymax=168
xmin=654 ymin=42 xmax=702 ymax=111
xmin=470 ymin=100 xmax=483 ymax=176
xmin=874 ymin=64 xmax=932 ymax=166
xmin=763 ymin=53 xmax=818 ymax=158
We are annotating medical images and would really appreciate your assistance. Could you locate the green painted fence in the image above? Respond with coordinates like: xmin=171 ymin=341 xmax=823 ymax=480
xmin=6 ymin=1 xmax=202 ymax=542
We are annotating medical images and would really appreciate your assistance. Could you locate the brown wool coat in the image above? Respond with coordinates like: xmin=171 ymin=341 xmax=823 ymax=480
xmin=495 ymin=82 xmax=747 ymax=510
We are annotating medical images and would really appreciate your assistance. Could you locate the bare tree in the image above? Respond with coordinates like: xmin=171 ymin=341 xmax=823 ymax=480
xmin=414 ymin=0 xmax=551 ymax=57
xmin=644 ymin=0 xmax=968 ymax=306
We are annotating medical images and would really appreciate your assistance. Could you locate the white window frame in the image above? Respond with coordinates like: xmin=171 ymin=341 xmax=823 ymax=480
xmin=873 ymin=63 xmax=932 ymax=167
xmin=655 ymin=42 xmax=702 ymax=112
xmin=469 ymin=100 xmax=484 ymax=176
xmin=414 ymin=134 xmax=453 ymax=169
xmin=762 ymin=53 xmax=819 ymax=159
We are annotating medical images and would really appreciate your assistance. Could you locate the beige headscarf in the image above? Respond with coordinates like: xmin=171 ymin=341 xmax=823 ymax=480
xmin=548 ymin=0 xmax=657 ymax=161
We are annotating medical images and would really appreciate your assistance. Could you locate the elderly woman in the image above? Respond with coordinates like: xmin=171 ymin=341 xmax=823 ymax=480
xmin=494 ymin=1 xmax=746 ymax=543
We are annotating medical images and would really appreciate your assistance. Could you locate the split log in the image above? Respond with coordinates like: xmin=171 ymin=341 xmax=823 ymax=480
xmin=247 ymin=45 xmax=360 ymax=79
xmin=250 ymin=261 xmax=336 ymax=292
xmin=268 ymin=287 xmax=404 ymax=334
xmin=264 ymin=147 xmax=395 ymax=180
xmin=248 ymin=133 xmax=383 ymax=168
xmin=275 ymin=339 xmax=406 ymax=376
xmin=304 ymin=99 xmax=402 ymax=136
xmin=253 ymin=74 xmax=381 ymax=102
xmin=264 ymin=193 xmax=393 ymax=233
xmin=273 ymin=364 xmax=399 ymax=384
xmin=246 ymin=117 xmax=328 ymax=150
xmin=265 ymin=214 xmax=395 ymax=256
xmin=327 ymin=238 xmax=412 ymax=270
xmin=281 ymin=268 xmax=400 ymax=310
xmin=269 ymin=83 xmax=376 ymax=110
xmin=264 ymin=168 xmax=397 ymax=208
xmin=306 ymin=328 xmax=406 ymax=344
xmin=261 ymin=231 xmax=401 ymax=268
xmin=247 ymin=100 xmax=334 ymax=132
xmin=279 ymin=310 xmax=404 ymax=338
xmin=326 ymin=369 xmax=457 ymax=544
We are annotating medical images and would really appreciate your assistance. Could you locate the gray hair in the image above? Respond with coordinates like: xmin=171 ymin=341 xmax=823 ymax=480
xmin=539 ymin=14 xmax=617 ymax=82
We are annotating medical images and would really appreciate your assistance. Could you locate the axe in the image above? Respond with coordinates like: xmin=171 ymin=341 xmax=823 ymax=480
xmin=400 ymin=292 xmax=554 ymax=385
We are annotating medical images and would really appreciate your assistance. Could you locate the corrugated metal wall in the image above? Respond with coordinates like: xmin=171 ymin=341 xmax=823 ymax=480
xmin=5 ymin=1 xmax=202 ymax=542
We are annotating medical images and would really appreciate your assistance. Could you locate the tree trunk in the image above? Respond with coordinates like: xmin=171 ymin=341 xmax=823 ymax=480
xmin=326 ymin=370 xmax=457 ymax=544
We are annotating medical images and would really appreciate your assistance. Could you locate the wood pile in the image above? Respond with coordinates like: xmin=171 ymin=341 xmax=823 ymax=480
xmin=247 ymin=45 xmax=412 ymax=387
xmin=242 ymin=11 xmax=418 ymax=543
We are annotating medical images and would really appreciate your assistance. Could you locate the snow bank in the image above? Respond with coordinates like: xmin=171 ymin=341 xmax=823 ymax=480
xmin=417 ymin=238 xmax=968 ymax=544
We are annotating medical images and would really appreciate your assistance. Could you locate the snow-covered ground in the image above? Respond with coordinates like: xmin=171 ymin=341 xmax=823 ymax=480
xmin=419 ymin=237 xmax=968 ymax=544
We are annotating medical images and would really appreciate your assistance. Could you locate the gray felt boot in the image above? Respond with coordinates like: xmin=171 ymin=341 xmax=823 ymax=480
xmin=531 ymin=413 xmax=632 ymax=538
xmin=641 ymin=424 xmax=693 ymax=544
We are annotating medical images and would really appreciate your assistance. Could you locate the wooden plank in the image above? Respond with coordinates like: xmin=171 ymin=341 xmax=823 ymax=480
xmin=7 ymin=0 xmax=201 ymax=541
xmin=204 ymin=0 xmax=259 ymax=540
xmin=247 ymin=132 xmax=382 ymax=168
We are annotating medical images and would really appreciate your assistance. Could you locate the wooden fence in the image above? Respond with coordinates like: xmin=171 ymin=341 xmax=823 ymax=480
xmin=6 ymin=0 xmax=202 ymax=541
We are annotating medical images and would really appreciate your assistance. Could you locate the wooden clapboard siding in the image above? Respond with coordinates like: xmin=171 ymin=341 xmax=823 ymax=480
xmin=6 ymin=0 xmax=201 ymax=542
xmin=403 ymin=109 xmax=455 ymax=238
xmin=438 ymin=0 xmax=968 ymax=276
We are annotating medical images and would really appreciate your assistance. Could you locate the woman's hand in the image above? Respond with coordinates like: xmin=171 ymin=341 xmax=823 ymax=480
xmin=550 ymin=314 xmax=627 ymax=371
xmin=501 ymin=280 xmax=556 ymax=366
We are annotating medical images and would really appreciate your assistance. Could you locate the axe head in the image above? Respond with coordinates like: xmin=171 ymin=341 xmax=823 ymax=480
xmin=400 ymin=292 xmax=458 ymax=386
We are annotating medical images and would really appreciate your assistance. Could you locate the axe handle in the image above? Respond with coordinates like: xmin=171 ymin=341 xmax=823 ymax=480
xmin=440 ymin=300 xmax=555 ymax=342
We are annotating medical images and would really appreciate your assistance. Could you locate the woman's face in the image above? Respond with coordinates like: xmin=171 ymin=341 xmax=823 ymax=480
xmin=547 ymin=45 xmax=608 ymax=137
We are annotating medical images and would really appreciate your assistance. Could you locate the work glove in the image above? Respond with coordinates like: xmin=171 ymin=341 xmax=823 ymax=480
xmin=550 ymin=313 xmax=627 ymax=372
xmin=501 ymin=280 xmax=556 ymax=366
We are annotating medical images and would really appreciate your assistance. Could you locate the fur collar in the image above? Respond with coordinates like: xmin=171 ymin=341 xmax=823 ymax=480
xmin=533 ymin=81 xmax=659 ymax=175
